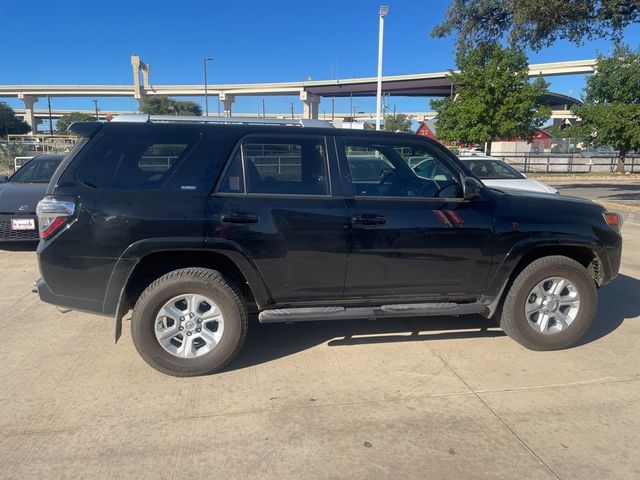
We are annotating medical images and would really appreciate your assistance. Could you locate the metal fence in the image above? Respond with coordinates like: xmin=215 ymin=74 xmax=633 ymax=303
xmin=490 ymin=155 xmax=640 ymax=174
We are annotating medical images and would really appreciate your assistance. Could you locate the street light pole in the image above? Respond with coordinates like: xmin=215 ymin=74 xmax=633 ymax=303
xmin=203 ymin=58 xmax=213 ymax=117
xmin=47 ymin=95 xmax=53 ymax=135
xmin=375 ymin=6 xmax=388 ymax=131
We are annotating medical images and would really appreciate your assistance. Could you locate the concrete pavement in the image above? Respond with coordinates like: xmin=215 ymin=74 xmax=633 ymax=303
xmin=547 ymin=179 xmax=640 ymax=213
xmin=0 ymin=221 xmax=639 ymax=479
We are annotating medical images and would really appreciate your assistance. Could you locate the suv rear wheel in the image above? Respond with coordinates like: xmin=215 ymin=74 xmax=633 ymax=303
xmin=500 ymin=255 xmax=597 ymax=350
xmin=131 ymin=268 xmax=247 ymax=376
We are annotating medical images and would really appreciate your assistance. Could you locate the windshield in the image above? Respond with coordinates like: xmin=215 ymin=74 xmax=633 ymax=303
xmin=8 ymin=156 xmax=63 ymax=183
xmin=463 ymin=159 xmax=525 ymax=180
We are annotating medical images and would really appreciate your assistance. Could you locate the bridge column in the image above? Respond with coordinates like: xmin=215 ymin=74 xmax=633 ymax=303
xmin=220 ymin=93 xmax=235 ymax=117
xmin=18 ymin=94 xmax=38 ymax=135
xmin=300 ymin=92 xmax=320 ymax=119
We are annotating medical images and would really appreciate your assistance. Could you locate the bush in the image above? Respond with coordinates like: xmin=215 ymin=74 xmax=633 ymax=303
xmin=0 ymin=142 xmax=28 ymax=173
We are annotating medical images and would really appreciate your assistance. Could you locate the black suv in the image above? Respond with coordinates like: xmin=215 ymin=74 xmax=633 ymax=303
xmin=35 ymin=115 xmax=623 ymax=376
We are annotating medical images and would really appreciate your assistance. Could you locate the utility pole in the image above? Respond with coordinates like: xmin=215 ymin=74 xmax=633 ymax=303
xmin=331 ymin=98 xmax=335 ymax=122
xmin=0 ymin=101 xmax=8 ymax=139
xmin=47 ymin=96 xmax=53 ymax=135
xmin=262 ymin=99 xmax=266 ymax=118
xmin=291 ymin=102 xmax=294 ymax=119
xmin=93 ymin=100 xmax=99 ymax=121
xmin=203 ymin=58 xmax=212 ymax=116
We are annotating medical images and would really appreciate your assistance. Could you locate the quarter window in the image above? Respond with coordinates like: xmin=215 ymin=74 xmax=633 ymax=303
xmin=77 ymin=131 xmax=197 ymax=189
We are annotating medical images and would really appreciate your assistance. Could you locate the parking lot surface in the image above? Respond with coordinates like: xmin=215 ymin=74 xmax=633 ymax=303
xmin=0 ymin=221 xmax=638 ymax=479
xmin=548 ymin=179 xmax=640 ymax=211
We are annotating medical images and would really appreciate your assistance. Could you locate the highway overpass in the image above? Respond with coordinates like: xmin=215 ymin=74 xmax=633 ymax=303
xmin=12 ymin=108 xmax=579 ymax=126
xmin=0 ymin=55 xmax=595 ymax=131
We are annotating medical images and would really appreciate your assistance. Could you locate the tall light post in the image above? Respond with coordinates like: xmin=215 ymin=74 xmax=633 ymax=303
xmin=375 ymin=5 xmax=388 ymax=131
xmin=203 ymin=58 xmax=213 ymax=117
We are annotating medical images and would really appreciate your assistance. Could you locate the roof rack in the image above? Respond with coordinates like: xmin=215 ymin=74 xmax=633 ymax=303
xmin=111 ymin=114 xmax=333 ymax=128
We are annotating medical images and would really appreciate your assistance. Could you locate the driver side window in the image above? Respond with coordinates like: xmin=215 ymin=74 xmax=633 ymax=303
xmin=343 ymin=140 xmax=461 ymax=198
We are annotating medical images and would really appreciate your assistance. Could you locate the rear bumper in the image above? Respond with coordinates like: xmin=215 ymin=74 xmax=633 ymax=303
xmin=34 ymin=277 xmax=105 ymax=316
xmin=0 ymin=214 xmax=39 ymax=242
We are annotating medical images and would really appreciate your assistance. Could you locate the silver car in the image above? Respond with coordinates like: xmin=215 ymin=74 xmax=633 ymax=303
xmin=458 ymin=155 xmax=558 ymax=194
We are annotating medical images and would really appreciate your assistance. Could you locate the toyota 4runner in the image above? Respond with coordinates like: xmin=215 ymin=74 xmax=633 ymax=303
xmin=34 ymin=115 xmax=623 ymax=376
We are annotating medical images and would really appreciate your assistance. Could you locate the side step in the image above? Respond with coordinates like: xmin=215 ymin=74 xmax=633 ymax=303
xmin=258 ymin=302 xmax=486 ymax=324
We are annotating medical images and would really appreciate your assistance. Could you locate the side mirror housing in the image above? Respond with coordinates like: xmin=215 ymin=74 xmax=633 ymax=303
xmin=463 ymin=176 xmax=483 ymax=200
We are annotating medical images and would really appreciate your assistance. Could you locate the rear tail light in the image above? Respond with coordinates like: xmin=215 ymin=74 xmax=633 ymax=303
xmin=603 ymin=211 xmax=622 ymax=232
xmin=36 ymin=197 xmax=76 ymax=239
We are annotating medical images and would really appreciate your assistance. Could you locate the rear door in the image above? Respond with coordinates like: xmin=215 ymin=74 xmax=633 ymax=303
xmin=206 ymin=133 xmax=350 ymax=305
xmin=336 ymin=135 xmax=496 ymax=302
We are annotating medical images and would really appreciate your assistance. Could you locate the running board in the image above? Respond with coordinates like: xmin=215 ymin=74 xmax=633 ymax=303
xmin=258 ymin=302 xmax=486 ymax=323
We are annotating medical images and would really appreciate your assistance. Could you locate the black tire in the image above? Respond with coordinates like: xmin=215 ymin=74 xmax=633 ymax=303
xmin=500 ymin=255 xmax=597 ymax=351
xmin=131 ymin=268 xmax=247 ymax=377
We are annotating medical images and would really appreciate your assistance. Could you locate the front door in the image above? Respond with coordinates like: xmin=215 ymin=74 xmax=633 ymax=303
xmin=207 ymin=133 xmax=350 ymax=305
xmin=336 ymin=136 xmax=495 ymax=302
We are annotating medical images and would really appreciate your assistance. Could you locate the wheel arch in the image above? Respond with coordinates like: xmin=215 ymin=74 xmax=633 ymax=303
xmin=105 ymin=240 xmax=271 ymax=342
xmin=484 ymin=240 xmax=603 ymax=319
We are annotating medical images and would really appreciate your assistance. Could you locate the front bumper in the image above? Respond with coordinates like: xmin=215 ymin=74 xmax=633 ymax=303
xmin=0 ymin=214 xmax=39 ymax=242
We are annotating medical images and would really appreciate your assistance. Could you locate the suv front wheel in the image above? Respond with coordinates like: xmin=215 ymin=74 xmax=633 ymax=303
xmin=131 ymin=268 xmax=248 ymax=377
xmin=500 ymin=255 xmax=597 ymax=350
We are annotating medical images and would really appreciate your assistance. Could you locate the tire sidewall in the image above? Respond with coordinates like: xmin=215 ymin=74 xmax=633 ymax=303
xmin=507 ymin=262 xmax=596 ymax=349
xmin=132 ymin=277 xmax=243 ymax=375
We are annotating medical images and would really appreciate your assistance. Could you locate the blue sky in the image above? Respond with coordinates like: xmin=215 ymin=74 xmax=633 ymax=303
xmin=2 ymin=0 xmax=639 ymax=121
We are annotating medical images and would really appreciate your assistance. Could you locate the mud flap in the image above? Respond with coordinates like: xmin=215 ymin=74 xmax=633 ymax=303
xmin=114 ymin=288 xmax=129 ymax=344
xmin=115 ymin=314 xmax=123 ymax=343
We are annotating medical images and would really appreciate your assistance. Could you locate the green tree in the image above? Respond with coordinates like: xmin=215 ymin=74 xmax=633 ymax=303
xmin=572 ymin=44 xmax=640 ymax=173
xmin=0 ymin=103 xmax=31 ymax=137
xmin=384 ymin=113 xmax=413 ymax=132
xmin=56 ymin=112 xmax=97 ymax=134
xmin=0 ymin=142 xmax=28 ymax=172
xmin=140 ymin=96 xmax=202 ymax=116
xmin=430 ymin=45 xmax=551 ymax=154
xmin=433 ymin=0 xmax=639 ymax=54
xmin=175 ymin=101 xmax=203 ymax=116
xmin=545 ymin=124 xmax=578 ymax=139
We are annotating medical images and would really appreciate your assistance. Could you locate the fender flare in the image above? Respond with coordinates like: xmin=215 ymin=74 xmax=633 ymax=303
xmin=485 ymin=234 xmax=602 ymax=299
xmin=105 ymin=237 xmax=271 ymax=342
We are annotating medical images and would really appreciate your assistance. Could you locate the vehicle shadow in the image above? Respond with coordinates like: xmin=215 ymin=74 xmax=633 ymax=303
xmin=577 ymin=273 xmax=640 ymax=346
xmin=0 ymin=241 xmax=39 ymax=252
xmin=226 ymin=313 xmax=503 ymax=372
xmin=226 ymin=273 xmax=640 ymax=372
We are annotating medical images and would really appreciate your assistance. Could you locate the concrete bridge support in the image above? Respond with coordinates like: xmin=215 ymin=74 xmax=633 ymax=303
xmin=220 ymin=93 xmax=235 ymax=117
xmin=300 ymin=92 xmax=320 ymax=119
xmin=131 ymin=54 xmax=151 ymax=103
xmin=18 ymin=94 xmax=38 ymax=134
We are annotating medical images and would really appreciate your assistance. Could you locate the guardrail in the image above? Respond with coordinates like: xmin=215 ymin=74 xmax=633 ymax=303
xmin=491 ymin=155 xmax=640 ymax=173
xmin=14 ymin=156 xmax=34 ymax=170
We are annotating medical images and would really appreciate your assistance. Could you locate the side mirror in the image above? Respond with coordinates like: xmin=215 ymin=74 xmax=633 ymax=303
xmin=463 ymin=176 xmax=483 ymax=200
xmin=0 ymin=175 xmax=7 ymax=183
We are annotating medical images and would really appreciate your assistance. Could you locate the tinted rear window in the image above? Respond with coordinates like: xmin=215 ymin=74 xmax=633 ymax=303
xmin=9 ymin=156 xmax=63 ymax=183
xmin=76 ymin=130 xmax=198 ymax=189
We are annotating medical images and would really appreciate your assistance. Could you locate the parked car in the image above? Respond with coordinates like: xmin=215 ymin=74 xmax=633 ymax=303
xmin=0 ymin=154 xmax=64 ymax=242
xmin=458 ymin=155 xmax=558 ymax=194
xmin=34 ymin=116 xmax=622 ymax=376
